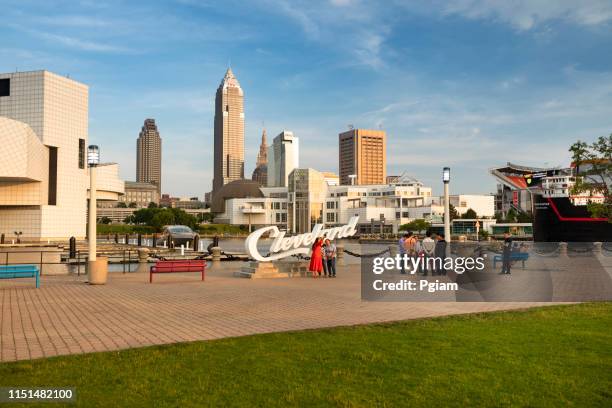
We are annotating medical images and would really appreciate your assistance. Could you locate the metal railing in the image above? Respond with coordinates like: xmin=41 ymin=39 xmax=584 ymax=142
xmin=0 ymin=249 xmax=138 ymax=276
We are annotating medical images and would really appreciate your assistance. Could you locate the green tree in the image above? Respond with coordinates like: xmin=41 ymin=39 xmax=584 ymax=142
xmin=128 ymin=202 xmax=138 ymax=208
xmin=399 ymin=219 xmax=431 ymax=232
xmin=98 ymin=216 xmax=112 ymax=224
xmin=461 ymin=208 xmax=478 ymax=219
xmin=148 ymin=202 xmax=158 ymax=208
xmin=123 ymin=215 xmax=135 ymax=224
xmin=517 ymin=212 xmax=533 ymax=223
xmin=569 ymin=134 xmax=612 ymax=222
xmin=117 ymin=202 xmax=127 ymax=208
xmin=449 ymin=204 xmax=460 ymax=221
xmin=151 ymin=211 xmax=175 ymax=230
xmin=505 ymin=208 xmax=518 ymax=223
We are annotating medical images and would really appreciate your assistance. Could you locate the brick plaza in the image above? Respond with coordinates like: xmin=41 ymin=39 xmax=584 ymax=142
xmin=1 ymin=261 xmax=552 ymax=362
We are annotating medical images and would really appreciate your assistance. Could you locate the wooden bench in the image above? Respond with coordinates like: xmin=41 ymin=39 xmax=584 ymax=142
xmin=0 ymin=264 xmax=40 ymax=288
xmin=149 ymin=260 xmax=206 ymax=283
xmin=493 ymin=252 xmax=529 ymax=270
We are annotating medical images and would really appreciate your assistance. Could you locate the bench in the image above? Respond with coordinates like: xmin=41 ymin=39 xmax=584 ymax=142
xmin=0 ymin=264 xmax=40 ymax=288
xmin=150 ymin=260 xmax=206 ymax=283
xmin=493 ymin=252 xmax=529 ymax=270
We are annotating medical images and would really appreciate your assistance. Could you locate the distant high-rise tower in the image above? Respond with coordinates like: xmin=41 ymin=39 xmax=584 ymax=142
xmin=213 ymin=68 xmax=244 ymax=193
xmin=136 ymin=118 xmax=162 ymax=193
xmin=251 ymin=128 xmax=268 ymax=186
xmin=268 ymin=130 xmax=299 ymax=187
xmin=256 ymin=128 xmax=267 ymax=166
xmin=339 ymin=128 xmax=386 ymax=185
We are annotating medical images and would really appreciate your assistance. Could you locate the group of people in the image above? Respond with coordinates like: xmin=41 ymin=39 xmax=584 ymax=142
xmin=398 ymin=231 xmax=448 ymax=275
xmin=308 ymin=237 xmax=338 ymax=278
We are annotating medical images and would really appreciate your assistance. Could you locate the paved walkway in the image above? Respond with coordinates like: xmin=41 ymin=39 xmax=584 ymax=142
xmin=0 ymin=262 xmax=550 ymax=362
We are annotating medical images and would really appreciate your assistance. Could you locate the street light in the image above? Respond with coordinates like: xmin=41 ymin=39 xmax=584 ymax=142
xmin=442 ymin=167 xmax=451 ymax=247
xmin=87 ymin=145 xmax=107 ymax=284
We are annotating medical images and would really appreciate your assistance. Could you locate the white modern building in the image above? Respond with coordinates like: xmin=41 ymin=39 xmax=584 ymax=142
xmin=267 ymin=130 xmax=299 ymax=187
xmin=408 ymin=194 xmax=495 ymax=222
xmin=215 ymin=168 xmax=445 ymax=233
xmin=0 ymin=70 xmax=90 ymax=240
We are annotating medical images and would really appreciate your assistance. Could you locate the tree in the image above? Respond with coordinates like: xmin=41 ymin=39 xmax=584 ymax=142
xmin=117 ymin=202 xmax=127 ymax=208
xmin=98 ymin=216 xmax=112 ymax=224
xmin=569 ymin=134 xmax=612 ymax=222
xmin=399 ymin=219 xmax=431 ymax=232
xmin=148 ymin=202 xmax=158 ymax=208
xmin=516 ymin=212 xmax=533 ymax=223
xmin=461 ymin=208 xmax=478 ymax=219
xmin=123 ymin=215 xmax=135 ymax=224
xmin=128 ymin=202 xmax=138 ymax=208
xmin=505 ymin=208 xmax=518 ymax=223
xmin=449 ymin=204 xmax=460 ymax=221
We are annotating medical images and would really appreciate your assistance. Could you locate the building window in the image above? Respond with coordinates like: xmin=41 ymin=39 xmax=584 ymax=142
xmin=0 ymin=78 xmax=9 ymax=96
xmin=276 ymin=213 xmax=281 ymax=223
xmin=48 ymin=147 xmax=58 ymax=205
xmin=78 ymin=139 xmax=85 ymax=169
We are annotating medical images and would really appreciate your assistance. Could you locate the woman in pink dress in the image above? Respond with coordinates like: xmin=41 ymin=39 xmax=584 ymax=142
xmin=309 ymin=237 xmax=324 ymax=278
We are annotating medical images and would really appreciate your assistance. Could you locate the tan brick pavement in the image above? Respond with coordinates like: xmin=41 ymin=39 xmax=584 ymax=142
xmin=0 ymin=262 xmax=552 ymax=362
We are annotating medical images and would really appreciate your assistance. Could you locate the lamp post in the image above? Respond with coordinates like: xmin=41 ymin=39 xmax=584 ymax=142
xmin=87 ymin=145 xmax=107 ymax=284
xmin=443 ymin=167 xmax=451 ymax=247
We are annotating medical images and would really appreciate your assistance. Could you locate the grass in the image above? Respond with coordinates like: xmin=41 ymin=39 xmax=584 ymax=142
xmin=198 ymin=223 xmax=248 ymax=235
xmin=1 ymin=303 xmax=610 ymax=407
xmin=96 ymin=224 xmax=156 ymax=235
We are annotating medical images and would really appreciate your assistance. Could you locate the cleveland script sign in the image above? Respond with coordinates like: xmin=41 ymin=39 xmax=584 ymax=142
xmin=245 ymin=216 xmax=359 ymax=261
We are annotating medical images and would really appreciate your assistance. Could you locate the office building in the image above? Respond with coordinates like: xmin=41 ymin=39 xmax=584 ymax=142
xmin=251 ymin=128 xmax=268 ymax=186
xmin=0 ymin=70 xmax=90 ymax=239
xmin=136 ymin=118 xmax=162 ymax=193
xmin=119 ymin=181 xmax=159 ymax=208
xmin=267 ymin=130 xmax=299 ymax=187
xmin=339 ymin=128 xmax=386 ymax=185
xmin=213 ymin=68 xmax=244 ymax=193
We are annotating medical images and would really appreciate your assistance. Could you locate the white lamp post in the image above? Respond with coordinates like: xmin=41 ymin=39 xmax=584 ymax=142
xmin=87 ymin=145 xmax=107 ymax=284
xmin=443 ymin=167 xmax=451 ymax=246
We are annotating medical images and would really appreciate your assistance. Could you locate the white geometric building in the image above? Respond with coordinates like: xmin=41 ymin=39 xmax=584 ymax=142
xmin=0 ymin=70 xmax=91 ymax=240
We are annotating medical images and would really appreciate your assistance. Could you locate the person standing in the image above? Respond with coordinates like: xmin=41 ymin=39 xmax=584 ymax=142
xmin=398 ymin=233 xmax=409 ymax=274
xmin=324 ymin=239 xmax=337 ymax=277
xmin=404 ymin=232 xmax=417 ymax=274
xmin=321 ymin=240 xmax=329 ymax=277
xmin=434 ymin=233 xmax=447 ymax=276
xmin=422 ymin=231 xmax=436 ymax=276
xmin=501 ymin=232 xmax=513 ymax=274
xmin=309 ymin=237 xmax=324 ymax=278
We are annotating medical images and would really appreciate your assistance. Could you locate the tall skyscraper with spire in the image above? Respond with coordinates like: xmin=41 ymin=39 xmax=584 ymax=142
xmin=251 ymin=128 xmax=268 ymax=186
xmin=136 ymin=118 xmax=162 ymax=193
xmin=256 ymin=128 xmax=267 ymax=166
xmin=213 ymin=68 xmax=244 ymax=193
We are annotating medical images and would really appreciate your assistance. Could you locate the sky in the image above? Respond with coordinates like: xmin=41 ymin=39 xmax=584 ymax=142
xmin=1 ymin=0 xmax=612 ymax=197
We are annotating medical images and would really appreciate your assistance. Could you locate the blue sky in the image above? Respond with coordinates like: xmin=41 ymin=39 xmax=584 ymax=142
xmin=1 ymin=0 xmax=612 ymax=197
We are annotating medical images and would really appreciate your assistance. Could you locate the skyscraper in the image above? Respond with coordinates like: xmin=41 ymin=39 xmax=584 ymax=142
xmin=268 ymin=130 xmax=299 ymax=187
xmin=213 ymin=68 xmax=244 ymax=193
xmin=136 ymin=118 xmax=162 ymax=193
xmin=339 ymin=128 xmax=386 ymax=185
xmin=251 ymin=128 xmax=268 ymax=186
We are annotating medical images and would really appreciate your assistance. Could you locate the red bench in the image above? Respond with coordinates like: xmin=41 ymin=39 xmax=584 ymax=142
xmin=149 ymin=260 xmax=206 ymax=283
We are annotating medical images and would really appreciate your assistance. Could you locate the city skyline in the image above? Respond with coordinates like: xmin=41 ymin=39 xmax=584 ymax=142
xmin=1 ymin=1 xmax=611 ymax=197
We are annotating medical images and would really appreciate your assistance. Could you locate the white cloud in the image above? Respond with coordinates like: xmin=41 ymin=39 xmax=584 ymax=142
xmin=437 ymin=0 xmax=612 ymax=30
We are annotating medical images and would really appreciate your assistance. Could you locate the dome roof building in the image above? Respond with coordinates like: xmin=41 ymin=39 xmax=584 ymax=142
xmin=211 ymin=179 xmax=263 ymax=213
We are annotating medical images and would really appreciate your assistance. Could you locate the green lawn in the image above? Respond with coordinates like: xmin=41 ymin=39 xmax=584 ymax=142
xmin=1 ymin=303 xmax=610 ymax=407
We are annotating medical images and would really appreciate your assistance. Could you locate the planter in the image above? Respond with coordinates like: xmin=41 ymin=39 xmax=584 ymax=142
xmin=88 ymin=256 xmax=108 ymax=285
